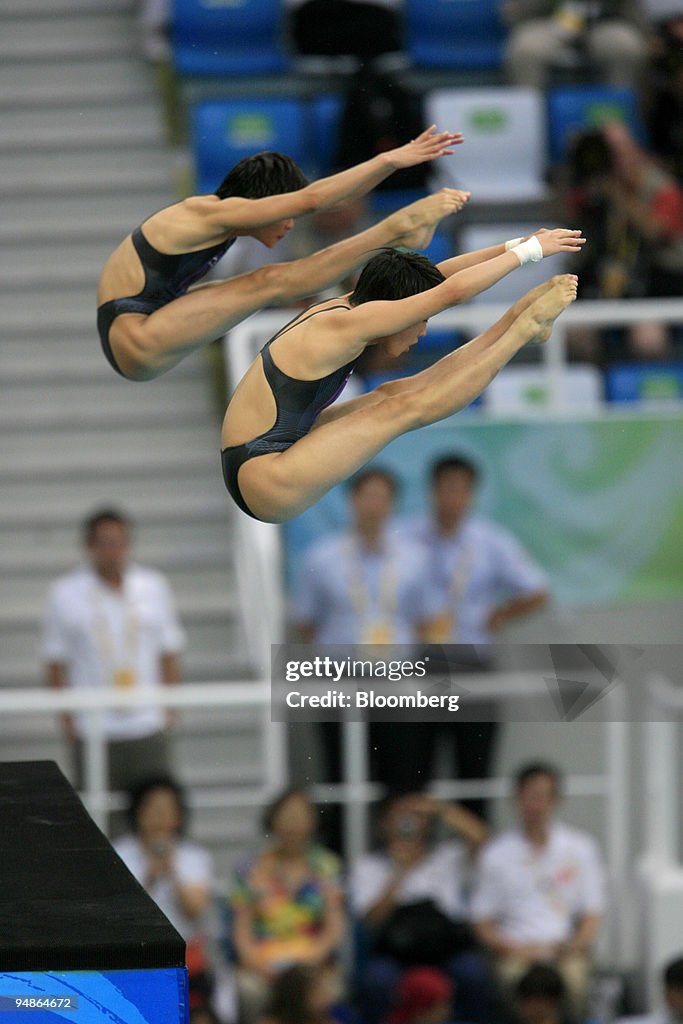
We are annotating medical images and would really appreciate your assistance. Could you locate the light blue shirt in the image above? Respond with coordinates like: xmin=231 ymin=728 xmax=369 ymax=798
xmin=402 ymin=516 xmax=549 ymax=644
xmin=292 ymin=527 xmax=442 ymax=645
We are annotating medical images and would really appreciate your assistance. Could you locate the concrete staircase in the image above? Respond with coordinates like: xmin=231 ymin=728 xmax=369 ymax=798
xmin=0 ymin=0 xmax=266 ymax=879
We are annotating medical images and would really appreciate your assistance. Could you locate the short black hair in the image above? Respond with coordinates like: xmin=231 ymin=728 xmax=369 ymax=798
xmin=215 ymin=151 xmax=309 ymax=200
xmin=664 ymin=956 xmax=683 ymax=991
xmin=349 ymin=466 xmax=399 ymax=497
xmin=516 ymin=964 xmax=566 ymax=1002
xmin=515 ymin=761 xmax=563 ymax=797
xmin=82 ymin=507 xmax=132 ymax=544
xmin=127 ymin=775 xmax=189 ymax=836
xmin=430 ymin=454 xmax=480 ymax=486
xmin=349 ymin=248 xmax=445 ymax=306
xmin=262 ymin=786 xmax=315 ymax=835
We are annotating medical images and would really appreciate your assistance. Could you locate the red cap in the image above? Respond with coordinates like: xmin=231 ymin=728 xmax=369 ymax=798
xmin=387 ymin=967 xmax=454 ymax=1024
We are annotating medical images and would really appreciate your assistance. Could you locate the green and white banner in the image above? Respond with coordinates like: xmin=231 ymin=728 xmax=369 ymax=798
xmin=284 ymin=413 xmax=683 ymax=605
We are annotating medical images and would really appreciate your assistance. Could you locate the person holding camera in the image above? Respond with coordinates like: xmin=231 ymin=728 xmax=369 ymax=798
xmin=114 ymin=777 xmax=216 ymax=1010
xmin=349 ymin=793 xmax=494 ymax=1024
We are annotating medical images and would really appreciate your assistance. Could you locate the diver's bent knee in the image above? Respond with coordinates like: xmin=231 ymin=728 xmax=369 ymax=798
xmin=109 ymin=325 xmax=162 ymax=382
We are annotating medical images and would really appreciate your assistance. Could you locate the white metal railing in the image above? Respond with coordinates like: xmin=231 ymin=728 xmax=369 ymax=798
xmin=642 ymin=674 xmax=683 ymax=867
xmin=227 ymin=298 xmax=683 ymax=419
xmin=0 ymin=672 xmax=632 ymax=962
xmin=0 ymin=682 xmax=277 ymax=829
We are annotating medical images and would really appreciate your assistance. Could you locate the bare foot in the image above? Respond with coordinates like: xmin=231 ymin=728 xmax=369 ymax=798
xmin=511 ymin=276 xmax=556 ymax=318
xmin=393 ymin=188 xmax=470 ymax=249
xmin=523 ymin=274 xmax=577 ymax=344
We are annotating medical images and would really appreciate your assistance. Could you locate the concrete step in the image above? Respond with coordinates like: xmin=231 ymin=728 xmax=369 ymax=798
xmin=0 ymin=58 xmax=152 ymax=109
xmin=1 ymin=166 xmax=172 ymax=201
xmin=1 ymin=194 xmax=165 ymax=233
xmin=0 ymin=111 xmax=165 ymax=154
xmin=0 ymin=483 xmax=231 ymax=530
xmin=176 ymin=733 xmax=266 ymax=782
xmin=0 ymin=15 xmax=140 ymax=63
xmin=0 ymin=588 xmax=241 ymax=632
xmin=0 ymin=564 xmax=237 ymax=614
xmin=3 ymin=265 xmax=102 ymax=292
xmin=0 ymin=457 xmax=223 ymax=491
xmin=0 ymin=617 xmax=246 ymax=686
xmin=0 ymin=288 xmax=110 ymax=333
xmin=1 ymin=147 xmax=179 ymax=196
xmin=2 ymin=423 xmax=219 ymax=478
xmin=0 ymin=734 xmax=65 ymax=768
xmin=0 ymin=0 xmax=134 ymax=16
xmin=0 ymin=335 xmax=208 ymax=381
xmin=0 ymin=379 xmax=215 ymax=430
xmin=0 ymin=517 xmax=233 ymax=568
xmin=0 ymin=218 xmax=144 ymax=248
xmin=0 ymin=537 xmax=232 ymax=579
xmin=0 ymin=243 xmax=125 ymax=286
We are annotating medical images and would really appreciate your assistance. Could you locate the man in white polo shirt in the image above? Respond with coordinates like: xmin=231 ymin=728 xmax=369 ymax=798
xmin=42 ymin=507 xmax=185 ymax=795
xmin=471 ymin=762 xmax=605 ymax=1020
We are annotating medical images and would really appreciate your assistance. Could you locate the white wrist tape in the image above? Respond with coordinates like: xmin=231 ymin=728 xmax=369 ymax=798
xmin=504 ymin=236 xmax=524 ymax=251
xmin=511 ymin=236 xmax=544 ymax=266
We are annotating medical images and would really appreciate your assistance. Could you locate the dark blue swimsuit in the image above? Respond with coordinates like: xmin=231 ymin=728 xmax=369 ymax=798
xmin=97 ymin=224 xmax=235 ymax=376
xmin=221 ymin=303 xmax=359 ymax=520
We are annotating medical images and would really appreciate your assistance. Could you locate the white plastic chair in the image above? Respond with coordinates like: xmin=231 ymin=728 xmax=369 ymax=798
xmin=427 ymin=87 xmax=548 ymax=202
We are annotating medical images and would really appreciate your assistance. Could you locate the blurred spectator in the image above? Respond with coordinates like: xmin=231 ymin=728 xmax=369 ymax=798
xmin=414 ymin=455 xmax=549 ymax=647
xmin=386 ymin=967 xmax=455 ymax=1024
xmin=503 ymin=0 xmax=646 ymax=90
xmin=350 ymin=792 xmax=494 ymax=1024
xmin=231 ymin=788 xmax=345 ymax=1024
xmin=564 ymin=123 xmax=683 ymax=361
xmin=114 ymin=776 xmax=215 ymax=1009
xmin=615 ymin=954 xmax=683 ymax=1024
xmin=42 ymin=507 xmax=184 ymax=794
xmin=286 ymin=0 xmax=402 ymax=61
xmin=471 ymin=763 xmax=605 ymax=1023
xmin=379 ymin=454 xmax=548 ymax=818
xmin=260 ymin=963 xmax=343 ymax=1024
xmin=647 ymin=13 xmax=683 ymax=184
xmin=513 ymin=965 xmax=570 ymax=1024
xmin=293 ymin=468 xmax=441 ymax=646
xmin=291 ymin=466 xmax=443 ymax=850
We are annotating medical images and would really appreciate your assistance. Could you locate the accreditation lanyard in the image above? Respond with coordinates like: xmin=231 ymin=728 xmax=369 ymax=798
xmin=346 ymin=536 xmax=399 ymax=645
xmin=91 ymin=576 xmax=140 ymax=690
xmin=424 ymin=530 xmax=474 ymax=644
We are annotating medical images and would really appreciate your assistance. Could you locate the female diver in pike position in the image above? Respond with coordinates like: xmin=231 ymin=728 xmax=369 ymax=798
xmin=220 ymin=233 xmax=584 ymax=522
xmin=96 ymin=128 xmax=466 ymax=380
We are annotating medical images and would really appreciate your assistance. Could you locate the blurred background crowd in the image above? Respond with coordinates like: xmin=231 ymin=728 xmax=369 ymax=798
xmin=1 ymin=1 xmax=683 ymax=1024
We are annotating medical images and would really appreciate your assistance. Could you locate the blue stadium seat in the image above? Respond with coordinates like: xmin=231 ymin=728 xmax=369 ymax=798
xmin=191 ymin=98 xmax=309 ymax=195
xmin=172 ymin=0 xmax=288 ymax=76
xmin=421 ymin=229 xmax=451 ymax=265
xmin=605 ymin=363 xmax=683 ymax=404
xmin=309 ymin=94 xmax=344 ymax=177
xmin=405 ymin=0 xmax=506 ymax=70
xmin=368 ymin=188 xmax=428 ymax=218
xmin=547 ymin=85 xmax=644 ymax=163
